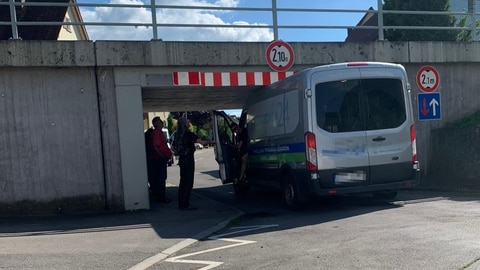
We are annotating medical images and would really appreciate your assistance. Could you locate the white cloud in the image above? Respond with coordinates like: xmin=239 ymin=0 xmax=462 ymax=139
xmin=80 ymin=0 xmax=273 ymax=41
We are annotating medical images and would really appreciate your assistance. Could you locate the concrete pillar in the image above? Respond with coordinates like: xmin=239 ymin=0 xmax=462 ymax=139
xmin=115 ymin=85 xmax=150 ymax=210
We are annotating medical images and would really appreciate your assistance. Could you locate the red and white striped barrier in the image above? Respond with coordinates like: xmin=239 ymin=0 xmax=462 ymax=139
xmin=173 ymin=71 xmax=296 ymax=87
xmin=172 ymin=71 xmax=202 ymax=86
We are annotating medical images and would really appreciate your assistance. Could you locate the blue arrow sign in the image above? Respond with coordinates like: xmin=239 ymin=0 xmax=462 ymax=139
xmin=418 ymin=93 xmax=441 ymax=120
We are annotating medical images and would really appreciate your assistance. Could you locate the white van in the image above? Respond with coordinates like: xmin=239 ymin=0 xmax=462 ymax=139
xmin=213 ymin=62 xmax=420 ymax=209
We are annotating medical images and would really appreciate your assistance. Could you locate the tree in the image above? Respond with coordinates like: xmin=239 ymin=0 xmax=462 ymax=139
xmin=455 ymin=12 xmax=480 ymax=42
xmin=170 ymin=111 xmax=211 ymax=125
xmin=383 ymin=0 xmax=464 ymax=41
xmin=170 ymin=111 xmax=213 ymax=139
xmin=166 ymin=114 xmax=176 ymax=135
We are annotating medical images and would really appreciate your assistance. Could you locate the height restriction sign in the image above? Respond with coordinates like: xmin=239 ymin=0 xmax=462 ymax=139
xmin=265 ymin=40 xmax=295 ymax=72
xmin=416 ymin=65 xmax=440 ymax=92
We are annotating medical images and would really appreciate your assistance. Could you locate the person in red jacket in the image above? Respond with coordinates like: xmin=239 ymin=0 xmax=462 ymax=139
xmin=151 ymin=117 xmax=173 ymax=203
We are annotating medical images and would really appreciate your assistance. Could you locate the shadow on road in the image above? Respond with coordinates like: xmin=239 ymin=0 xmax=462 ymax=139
xmin=193 ymin=180 xmax=480 ymax=239
xmin=0 ymin=177 xmax=478 ymax=242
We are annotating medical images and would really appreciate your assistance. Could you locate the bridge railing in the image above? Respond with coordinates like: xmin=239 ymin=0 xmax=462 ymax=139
xmin=0 ymin=0 xmax=478 ymax=41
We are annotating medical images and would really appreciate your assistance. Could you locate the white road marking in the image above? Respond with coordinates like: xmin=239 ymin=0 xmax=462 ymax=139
xmin=127 ymin=212 xmax=244 ymax=270
xmin=165 ymin=224 xmax=278 ymax=269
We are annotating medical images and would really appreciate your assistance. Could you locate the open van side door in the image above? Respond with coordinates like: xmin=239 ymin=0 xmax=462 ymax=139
xmin=212 ymin=111 xmax=239 ymax=184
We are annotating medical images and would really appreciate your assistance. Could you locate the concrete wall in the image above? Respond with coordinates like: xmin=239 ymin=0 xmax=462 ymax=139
xmin=93 ymin=41 xmax=480 ymax=67
xmin=95 ymin=67 xmax=125 ymax=211
xmin=425 ymin=126 xmax=480 ymax=192
xmin=0 ymin=41 xmax=126 ymax=214
xmin=404 ymin=63 xmax=480 ymax=176
xmin=1 ymin=40 xmax=480 ymax=214
xmin=0 ymin=67 xmax=109 ymax=213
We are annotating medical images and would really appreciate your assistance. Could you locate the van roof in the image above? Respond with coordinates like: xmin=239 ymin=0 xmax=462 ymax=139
xmin=321 ymin=61 xmax=401 ymax=69
xmin=272 ymin=62 xmax=404 ymax=84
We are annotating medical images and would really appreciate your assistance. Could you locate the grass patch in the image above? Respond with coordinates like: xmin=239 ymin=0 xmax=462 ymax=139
xmin=444 ymin=110 xmax=480 ymax=128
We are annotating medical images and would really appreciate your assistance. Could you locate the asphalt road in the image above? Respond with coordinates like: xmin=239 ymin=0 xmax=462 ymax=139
xmin=163 ymin=148 xmax=480 ymax=270
xmin=2 ymin=148 xmax=478 ymax=270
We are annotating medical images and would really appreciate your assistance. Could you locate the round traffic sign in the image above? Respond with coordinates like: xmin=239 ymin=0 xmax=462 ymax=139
xmin=416 ymin=65 xmax=440 ymax=92
xmin=265 ymin=40 xmax=295 ymax=72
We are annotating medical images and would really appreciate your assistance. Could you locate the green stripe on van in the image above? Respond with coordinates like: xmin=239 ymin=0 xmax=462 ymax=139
xmin=249 ymin=152 xmax=305 ymax=164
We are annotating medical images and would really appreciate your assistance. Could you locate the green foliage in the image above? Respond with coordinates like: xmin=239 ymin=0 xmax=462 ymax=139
xmin=219 ymin=121 xmax=232 ymax=136
xmin=167 ymin=114 xmax=175 ymax=134
xmin=383 ymin=0 xmax=462 ymax=41
xmin=170 ymin=111 xmax=212 ymax=127
xmin=455 ymin=15 xmax=472 ymax=41
xmin=197 ymin=128 xmax=211 ymax=140
xmin=444 ymin=110 xmax=480 ymax=128
xmin=455 ymin=15 xmax=480 ymax=41
xmin=188 ymin=125 xmax=211 ymax=140
xmin=170 ymin=111 xmax=213 ymax=140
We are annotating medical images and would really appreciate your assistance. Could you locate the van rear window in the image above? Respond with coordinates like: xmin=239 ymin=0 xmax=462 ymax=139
xmin=315 ymin=78 xmax=406 ymax=133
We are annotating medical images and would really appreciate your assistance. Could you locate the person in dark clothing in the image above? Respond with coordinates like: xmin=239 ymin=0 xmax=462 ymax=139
xmin=151 ymin=117 xmax=173 ymax=203
xmin=144 ymin=126 xmax=154 ymax=192
xmin=172 ymin=116 xmax=214 ymax=210
xmin=234 ymin=123 xmax=248 ymax=182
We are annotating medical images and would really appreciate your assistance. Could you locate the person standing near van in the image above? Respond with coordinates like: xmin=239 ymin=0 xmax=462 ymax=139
xmin=151 ymin=117 xmax=173 ymax=203
xmin=172 ymin=116 xmax=213 ymax=210
xmin=144 ymin=126 xmax=154 ymax=192
xmin=235 ymin=123 xmax=248 ymax=182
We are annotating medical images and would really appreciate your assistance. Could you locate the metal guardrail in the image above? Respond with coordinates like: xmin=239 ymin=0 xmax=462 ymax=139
xmin=0 ymin=0 xmax=478 ymax=41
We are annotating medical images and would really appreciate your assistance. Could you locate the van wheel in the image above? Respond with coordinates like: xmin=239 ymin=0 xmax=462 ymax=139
xmin=373 ymin=190 xmax=398 ymax=200
xmin=233 ymin=176 xmax=249 ymax=197
xmin=282 ymin=174 xmax=306 ymax=210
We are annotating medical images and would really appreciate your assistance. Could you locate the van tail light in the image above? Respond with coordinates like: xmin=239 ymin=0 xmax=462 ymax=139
xmin=305 ymin=132 xmax=318 ymax=171
xmin=410 ymin=124 xmax=417 ymax=163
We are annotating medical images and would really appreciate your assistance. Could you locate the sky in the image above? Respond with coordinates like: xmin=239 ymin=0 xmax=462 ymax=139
xmin=79 ymin=0 xmax=380 ymax=42
xmin=78 ymin=0 xmax=379 ymax=116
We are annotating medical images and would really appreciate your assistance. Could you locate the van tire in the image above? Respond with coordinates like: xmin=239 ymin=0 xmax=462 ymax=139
xmin=372 ymin=190 xmax=398 ymax=200
xmin=282 ymin=174 xmax=306 ymax=210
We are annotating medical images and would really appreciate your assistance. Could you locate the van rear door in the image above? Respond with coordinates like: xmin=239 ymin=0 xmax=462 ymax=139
xmin=311 ymin=69 xmax=370 ymax=188
xmin=360 ymin=68 xmax=415 ymax=184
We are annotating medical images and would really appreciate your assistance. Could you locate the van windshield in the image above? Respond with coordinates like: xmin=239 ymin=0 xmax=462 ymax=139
xmin=315 ymin=78 xmax=406 ymax=133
